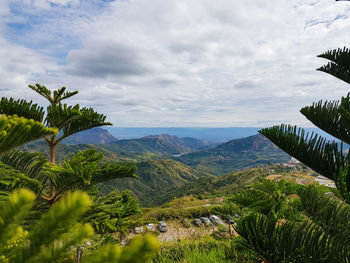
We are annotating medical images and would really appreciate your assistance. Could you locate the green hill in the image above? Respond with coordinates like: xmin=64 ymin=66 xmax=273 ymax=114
xmin=147 ymin=163 xmax=311 ymax=206
xmin=175 ymin=134 xmax=290 ymax=175
xmin=99 ymin=159 xmax=213 ymax=205
xmin=21 ymin=140 xmax=159 ymax=163
xmin=109 ymin=134 xmax=215 ymax=155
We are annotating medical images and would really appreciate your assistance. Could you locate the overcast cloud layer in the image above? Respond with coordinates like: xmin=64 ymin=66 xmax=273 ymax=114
xmin=1 ymin=0 xmax=350 ymax=127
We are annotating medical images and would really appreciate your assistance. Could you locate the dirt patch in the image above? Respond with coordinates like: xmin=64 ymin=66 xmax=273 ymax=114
xmin=157 ymin=221 xmax=233 ymax=243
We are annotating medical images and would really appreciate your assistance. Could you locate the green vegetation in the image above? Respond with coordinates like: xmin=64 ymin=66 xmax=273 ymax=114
xmin=0 ymin=85 xmax=159 ymax=262
xmin=229 ymin=178 xmax=302 ymax=220
xmin=0 ymin=189 xmax=159 ymax=263
xmin=260 ymin=48 xmax=350 ymax=202
xmin=155 ymin=238 xmax=239 ymax=263
xmin=233 ymin=46 xmax=350 ymax=262
xmin=146 ymin=164 xmax=308 ymax=207
xmin=101 ymin=159 xmax=212 ymax=206
xmin=3 ymin=17 xmax=350 ymax=263
xmin=1 ymin=83 xmax=112 ymax=163
xmin=111 ymin=134 xmax=214 ymax=155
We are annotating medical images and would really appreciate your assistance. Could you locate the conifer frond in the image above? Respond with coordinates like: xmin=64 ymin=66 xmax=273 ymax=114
xmin=1 ymin=189 xmax=158 ymax=263
xmin=26 ymin=223 xmax=94 ymax=263
xmin=0 ymin=151 xmax=46 ymax=196
xmin=0 ymin=97 xmax=44 ymax=122
xmin=0 ymin=189 xmax=35 ymax=250
xmin=84 ymin=191 xmax=139 ymax=234
xmin=45 ymin=103 xmax=81 ymax=129
xmin=300 ymin=98 xmax=350 ymax=143
xmin=14 ymin=191 xmax=92 ymax=262
xmin=0 ymin=150 xmax=47 ymax=180
xmin=235 ymin=213 xmax=338 ymax=263
xmin=318 ymin=47 xmax=350 ymax=71
xmin=298 ymin=185 xmax=350 ymax=252
xmin=85 ymin=234 xmax=160 ymax=263
xmin=0 ymin=115 xmax=58 ymax=154
xmin=57 ymin=107 xmax=112 ymax=143
xmin=92 ymin=161 xmax=137 ymax=184
xmin=259 ymin=125 xmax=344 ymax=180
xmin=41 ymin=150 xmax=136 ymax=203
xmin=0 ymin=161 xmax=41 ymax=196
xmin=29 ymin=83 xmax=78 ymax=105
xmin=317 ymin=47 xmax=350 ymax=84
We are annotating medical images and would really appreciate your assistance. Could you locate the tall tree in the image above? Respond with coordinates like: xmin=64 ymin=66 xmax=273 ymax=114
xmin=260 ymin=47 xmax=350 ymax=202
xmin=0 ymin=83 xmax=112 ymax=163
xmin=235 ymin=45 xmax=350 ymax=261
xmin=0 ymin=98 xmax=159 ymax=263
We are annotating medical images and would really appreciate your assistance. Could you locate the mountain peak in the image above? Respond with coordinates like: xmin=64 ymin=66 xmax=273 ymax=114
xmin=62 ymin=128 xmax=118 ymax=145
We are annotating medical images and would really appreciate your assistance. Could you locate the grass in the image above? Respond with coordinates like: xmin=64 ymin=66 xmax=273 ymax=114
xmin=156 ymin=247 xmax=227 ymax=263
xmin=153 ymin=237 xmax=254 ymax=263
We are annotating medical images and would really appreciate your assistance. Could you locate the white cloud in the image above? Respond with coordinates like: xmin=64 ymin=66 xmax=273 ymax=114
xmin=1 ymin=0 xmax=350 ymax=127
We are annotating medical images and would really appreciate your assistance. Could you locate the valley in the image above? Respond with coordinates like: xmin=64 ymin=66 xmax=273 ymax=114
xmin=22 ymin=128 xmax=293 ymax=206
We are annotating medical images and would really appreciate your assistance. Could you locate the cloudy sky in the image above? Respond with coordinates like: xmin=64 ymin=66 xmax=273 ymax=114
xmin=0 ymin=0 xmax=350 ymax=127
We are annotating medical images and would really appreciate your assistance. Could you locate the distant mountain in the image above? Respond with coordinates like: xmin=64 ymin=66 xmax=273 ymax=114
xmin=110 ymin=134 xmax=215 ymax=155
xmin=106 ymin=127 xmax=262 ymax=142
xmin=99 ymin=159 xmax=212 ymax=205
xmin=106 ymin=127 xmax=341 ymax=143
xmin=62 ymin=128 xmax=117 ymax=144
xmin=175 ymin=134 xmax=290 ymax=175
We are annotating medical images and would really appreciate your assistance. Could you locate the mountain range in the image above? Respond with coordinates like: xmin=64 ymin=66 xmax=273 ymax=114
xmin=110 ymin=134 xmax=215 ymax=155
xmin=22 ymin=128 xmax=292 ymax=206
xmin=175 ymin=134 xmax=290 ymax=175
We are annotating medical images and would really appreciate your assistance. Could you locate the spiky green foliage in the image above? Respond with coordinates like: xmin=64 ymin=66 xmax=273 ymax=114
xmin=0 ymin=83 xmax=112 ymax=163
xmin=229 ymin=178 xmax=301 ymax=219
xmin=0 ymin=114 xmax=57 ymax=154
xmin=28 ymin=83 xmax=79 ymax=105
xmin=85 ymin=234 xmax=160 ymax=263
xmin=0 ymin=150 xmax=47 ymax=180
xmin=241 ymin=45 xmax=350 ymax=261
xmin=298 ymin=185 xmax=350 ymax=254
xmin=0 ymin=151 xmax=48 ymax=199
xmin=39 ymin=149 xmax=136 ymax=204
xmin=0 ymin=114 xmax=56 ymax=200
xmin=84 ymin=191 xmax=139 ymax=234
xmin=317 ymin=47 xmax=350 ymax=84
xmin=0 ymin=161 xmax=41 ymax=200
xmin=235 ymin=185 xmax=350 ymax=263
xmin=300 ymin=95 xmax=350 ymax=144
xmin=260 ymin=125 xmax=344 ymax=181
xmin=0 ymin=189 xmax=159 ymax=263
xmin=0 ymin=98 xmax=44 ymax=122
xmin=58 ymin=107 xmax=112 ymax=143
xmin=259 ymin=48 xmax=350 ymax=200
xmin=235 ymin=213 xmax=331 ymax=263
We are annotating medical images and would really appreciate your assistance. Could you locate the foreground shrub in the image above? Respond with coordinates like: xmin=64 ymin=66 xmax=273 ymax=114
xmin=0 ymin=189 xmax=159 ymax=263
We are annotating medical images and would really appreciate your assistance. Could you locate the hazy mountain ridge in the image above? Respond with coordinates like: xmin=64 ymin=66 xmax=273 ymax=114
xmin=61 ymin=128 xmax=118 ymax=144
xmin=110 ymin=134 xmax=215 ymax=155
xmin=176 ymin=134 xmax=290 ymax=175
xmin=106 ymin=127 xmax=262 ymax=142
xmin=22 ymin=132 xmax=291 ymax=206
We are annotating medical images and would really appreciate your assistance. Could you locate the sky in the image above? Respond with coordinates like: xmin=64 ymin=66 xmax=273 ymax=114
xmin=1 ymin=0 xmax=350 ymax=127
